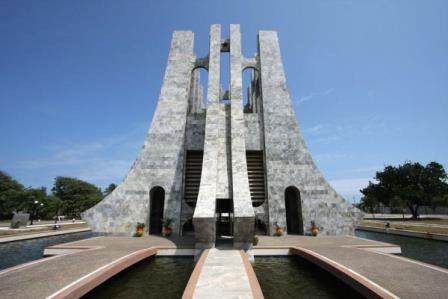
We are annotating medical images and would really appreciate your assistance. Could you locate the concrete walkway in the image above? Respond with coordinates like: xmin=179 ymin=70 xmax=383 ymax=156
xmin=192 ymin=249 xmax=253 ymax=299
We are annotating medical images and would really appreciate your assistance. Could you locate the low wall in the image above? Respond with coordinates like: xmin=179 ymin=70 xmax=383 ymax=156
xmin=357 ymin=226 xmax=448 ymax=242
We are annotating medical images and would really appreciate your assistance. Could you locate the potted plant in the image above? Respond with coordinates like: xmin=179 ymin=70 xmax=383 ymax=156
xmin=274 ymin=222 xmax=284 ymax=236
xmin=135 ymin=222 xmax=145 ymax=237
xmin=310 ymin=221 xmax=319 ymax=237
xmin=253 ymin=235 xmax=259 ymax=246
xmin=163 ymin=218 xmax=173 ymax=237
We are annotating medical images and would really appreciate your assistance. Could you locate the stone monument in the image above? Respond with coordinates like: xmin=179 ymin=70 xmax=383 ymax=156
xmin=10 ymin=212 xmax=30 ymax=229
xmin=82 ymin=25 xmax=363 ymax=249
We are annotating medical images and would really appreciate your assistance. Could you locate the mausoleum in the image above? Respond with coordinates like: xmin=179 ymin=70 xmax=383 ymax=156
xmin=82 ymin=25 xmax=363 ymax=249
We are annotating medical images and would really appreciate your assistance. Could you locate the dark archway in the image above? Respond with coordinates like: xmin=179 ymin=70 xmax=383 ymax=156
xmin=284 ymin=186 xmax=304 ymax=235
xmin=182 ymin=219 xmax=194 ymax=236
xmin=149 ymin=186 xmax=165 ymax=234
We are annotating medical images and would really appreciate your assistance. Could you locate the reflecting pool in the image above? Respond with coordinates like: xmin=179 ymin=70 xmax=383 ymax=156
xmin=0 ymin=231 xmax=97 ymax=270
xmin=253 ymin=256 xmax=363 ymax=299
xmin=355 ymin=229 xmax=448 ymax=269
xmin=83 ymin=257 xmax=194 ymax=299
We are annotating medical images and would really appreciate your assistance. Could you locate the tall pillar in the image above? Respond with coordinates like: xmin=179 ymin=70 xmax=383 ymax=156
xmin=193 ymin=24 xmax=222 ymax=249
xmin=258 ymin=31 xmax=363 ymax=236
xmin=82 ymin=30 xmax=195 ymax=235
xmin=230 ymin=24 xmax=255 ymax=249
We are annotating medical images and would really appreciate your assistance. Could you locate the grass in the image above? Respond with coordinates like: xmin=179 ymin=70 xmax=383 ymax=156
xmin=360 ymin=220 xmax=448 ymax=235
xmin=410 ymin=219 xmax=448 ymax=225
xmin=0 ymin=223 xmax=89 ymax=238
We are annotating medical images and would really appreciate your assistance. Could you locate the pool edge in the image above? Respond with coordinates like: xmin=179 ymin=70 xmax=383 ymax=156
xmin=290 ymin=247 xmax=398 ymax=299
xmin=47 ymin=247 xmax=158 ymax=299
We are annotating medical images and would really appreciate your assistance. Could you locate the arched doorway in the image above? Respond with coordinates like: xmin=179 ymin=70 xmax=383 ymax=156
xmin=181 ymin=219 xmax=194 ymax=236
xmin=284 ymin=186 xmax=304 ymax=235
xmin=149 ymin=186 xmax=165 ymax=234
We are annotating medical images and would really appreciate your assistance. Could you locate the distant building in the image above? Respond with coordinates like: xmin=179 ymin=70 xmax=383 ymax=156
xmin=82 ymin=25 xmax=362 ymax=249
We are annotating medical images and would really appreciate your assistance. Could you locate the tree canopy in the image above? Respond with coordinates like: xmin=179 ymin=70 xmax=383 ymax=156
xmin=52 ymin=176 xmax=103 ymax=218
xmin=0 ymin=171 xmax=25 ymax=219
xmin=360 ymin=161 xmax=448 ymax=218
xmin=103 ymin=183 xmax=117 ymax=196
xmin=0 ymin=171 xmax=110 ymax=220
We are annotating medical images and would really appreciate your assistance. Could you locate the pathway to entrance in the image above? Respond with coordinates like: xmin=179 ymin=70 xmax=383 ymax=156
xmin=184 ymin=248 xmax=262 ymax=299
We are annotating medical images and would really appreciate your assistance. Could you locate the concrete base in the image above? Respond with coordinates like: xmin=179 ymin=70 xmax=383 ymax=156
xmin=233 ymin=242 xmax=252 ymax=251
xmin=193 ymin=217 xmax=216 ymax=249
xmin=233 ymin=216 xmax=255 ymax=248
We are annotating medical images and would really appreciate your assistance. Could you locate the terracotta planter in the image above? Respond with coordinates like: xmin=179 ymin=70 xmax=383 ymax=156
xmin=136 ymin=227 xmax=144 ymax=235
xmin=311 ymin=227 xmax=319 ymax=237
xmin=275 ymin=227 xmax=284 ymax=236
xmin=164 ymin=227 xmax=172 ymax=237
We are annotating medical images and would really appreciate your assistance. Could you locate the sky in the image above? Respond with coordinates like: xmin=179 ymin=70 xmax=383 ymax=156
xmin=1 ymin=0 xmax=447 ymax=202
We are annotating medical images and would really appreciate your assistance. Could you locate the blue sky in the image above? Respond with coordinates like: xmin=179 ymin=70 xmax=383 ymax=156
xmin=1 ymin=0 xmax=447 ymax=202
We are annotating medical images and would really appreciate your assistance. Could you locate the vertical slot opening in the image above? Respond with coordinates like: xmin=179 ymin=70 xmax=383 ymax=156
xmin=197 ymin=68 xmax=208 ymax=108
xmin=189 ymin=68 xmax=208 ymax=112
xmin=220 ymin=52 xmax=230 ymax=104
xmin=242 ymin=68 xmax=253 ymax=112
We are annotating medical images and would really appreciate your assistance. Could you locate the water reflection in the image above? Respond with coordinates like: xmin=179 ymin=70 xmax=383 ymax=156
xmin=0 ymin=231 xmax=97 ymax=270
xmin=83 ymin=257 xmax=194 ymax=299
xmin=253 ymin=256 xmax=363 ymax=299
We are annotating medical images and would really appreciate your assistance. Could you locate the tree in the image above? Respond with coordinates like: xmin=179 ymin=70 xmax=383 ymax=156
xmin=390 ymin=196 xmax=407 ymax=220
xmin=22 ymin=187 xmax=47 ymax=224
xmin=360 ymin=182 xmax=379 ymax=219
xmin=0 ymin=171 xmax=25 ymax=219
xmin=360 ymin=161 xmax=448 ymax=219
xmin=40 ymin=196 xmax=63 ymax=219
xmin=103 ymin=183 xmax=117 ymax=197
xmin=52 ymin=177 xmax=103 ymax=218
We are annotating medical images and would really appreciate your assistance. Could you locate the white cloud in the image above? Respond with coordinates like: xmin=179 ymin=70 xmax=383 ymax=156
xmin=313 ymin=153 xmax=348 ymax=162
xmin=342 ymin=165 xmax=383 ymax=174
xmin=14 ymin=124 xmax=147 ymax=188
xmin=302 ymin=124 xmax=325 ymax=136
xmin=296 ymin=88 xmax=335 ymax=104
xmin=303 ymin=115 xmax=391 ymax=145
xmin=329 ymin=177 xmax=375 ymax=202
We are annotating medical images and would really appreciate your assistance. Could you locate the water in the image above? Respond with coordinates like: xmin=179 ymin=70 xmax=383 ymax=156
xmin=253 ymin=256 xmax=363 ymax=299
xmin=0 ymin=231 xmax=97 ymax=270
xmin=83 ymin=257 xmax=194 ymax=299
xmin=355 ymin=229 xmax=448 ymax=268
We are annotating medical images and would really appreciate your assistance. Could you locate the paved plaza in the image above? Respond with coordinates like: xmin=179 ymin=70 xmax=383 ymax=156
xmin=0 ymin=235 xmax=447 ymax=298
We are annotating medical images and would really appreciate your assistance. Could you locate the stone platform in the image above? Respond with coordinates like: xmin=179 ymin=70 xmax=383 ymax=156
xmin=0 ymin=235 xmax=447 ymax=299
xmin=255 ymin=235 xmax=448 ymax=299
xmin=0 ymin=236 xmax=195 ymax=299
